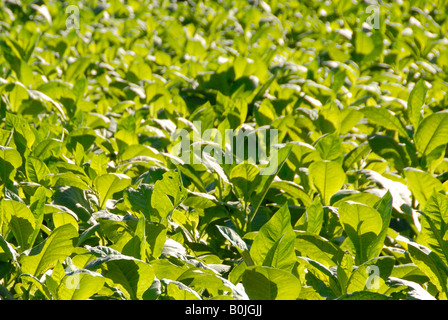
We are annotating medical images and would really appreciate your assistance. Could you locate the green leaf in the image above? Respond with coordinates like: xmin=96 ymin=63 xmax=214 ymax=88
xmin=343 ymin=142 xmax=371 ymax=171
xmin=368 ymin=135 xmax=410 ymax=172
xmin=390 ymin=264 xmax=429 ymax=285
xmin=85 ymin=247 xmax=155 ymax=300
xmin=294 ymin=231 xmax=345 ymax=267
xmin=242 ymin=266 xmax=301 ymax=300
xmin=362 ymin=107 xmax=409 ymax=137
xmin=57 ymin=269 xmax=106 ymax=300
xmin=387 ymin=277 xmax=435 ymax=300
xmin=250 ymin=144 xmax=292 ymax=222
xmin=315 ymin=133 xmax=344 ymax=162
xmin=94 ymin=173 xmax=132 ymax=209
xmin=230 ymin=163 xmax=260 ymax=201
xmin=407 ymin=79 xmax=427 ymax=128
xmin=404 ymin=168 xmax=444 ymax=208
xmin=1 ymin=200 xmax=36 ymax=251
xmin=217 ymin=225 xmax=253 ymax=266
xmin=414 ymin=111 xmax=448 ymax=156
xmin=407 ymin=241 xmax=448 ymax=299
xmin=250 ymin=204 xmax=296 ymax=271
xmin=0 ymin=146 xmax=22 ymax=188
xmin=339 ymin=201 xmax=382 ymax=264
xmin=273 ymin=181 xmax=313 ymax=207
xmin=346 ymin=256 xmax=395 ymax=294
xmin=151 ymin=171 xmax=187 ymax=223
xmin=20 ymin=224 xmax=78 ymax=277
xmin=20 ymin=273 xmax=53 ymax=300
xmin=367 ymin=192 xmax=393 ymax=260
xmin=0 ymin=234 xmax=18 ymax=262
xmin=25 ymin=156 xmax=50 ymax=184
xmin=216 ymin=225 xmax=248 ymax=251
xmin=295 ymin=197 xmax=324 ymax=235
xmin=163 ymin=279 xmax=201 ymax=300
xmin=309 ymin=160 xmax=346 ymax=206
xmin=418 ymin=192 xmax=448 ymax=266
xmin=65 ymin=57 xmax=91 ymax=83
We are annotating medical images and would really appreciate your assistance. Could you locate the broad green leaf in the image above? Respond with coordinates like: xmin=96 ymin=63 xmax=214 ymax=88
xmin=151 ymin=171 xmax=187 ymax=223
xmin=1 ymin=200 xmax=36 ymax=250
xmin=295 ymin=197 xmax=324 ymax=235
xmin=20 ymin=224 xmax=78 ymax=277
xmin=5 ymin=113 xmax=36 ymax=150
xmin=217 ymin=225 xmax=253 ymax=266
xmin=176 ymin=268 xmax=232 ymax=297
xmin=250 ymin=144 xmax=292 ymax=223
xmin=408 ymin=241 xmax=448 ymax=299
xmin=309 ymin=160 xmax=346 ymax=206
xmin=152 ymin=259 xmax=189 ymax=280
xmin=288 ymin=142 xmax=320 ymax=169
xmin=315 ymin=133 xmax=344 ymax=162
xmin=124 ymin=184 xmax=154 ymax=219
xmin=26 ymin=156 xmax=50 ymax=184
xmin=65 ymin=57 xmax=91 ymax=83
xmin=362 ymin=107 xmax=409 ymax=137
xmin=27 ymin=188 xmax=46 ymax=249
xmin=94 ymin=173 xmax=132 ymax=209
xmin=294 ymin=231 xmax=345 ymax=268
xmin=404 ymin=168 xmax=444 ymax=208
xmin=0 ymin=234 xmax=18 ymax=263
xmin=271 ymin=180 xmax=313 ymax=207
xmin=390 ymin=264 xmax=429 ymax=285
xmin=230 ymin=163 xmax=260 ymax=201
xmin=53 ymin=211 xmax=79 ymax=231
xmin=250 ymin=204 xmax=296 ymax=271
xmin=101 ymin=259 xmax=155 ymax=300
xmin=242 ymin=266 xmax=301 ymax=300
xmin=366 ymin=192 xmax=393 ymax=261
xmin=339 ymin=201 xmax=382 ymax=264
xmin=20 ymin=273 xmax=53 ymax=300
xmin=297 ymin=256 xmax=341 ymax=296
xmin=162 ymin=279 xmax=201 ymax=300
xmin=355 ymin=30 xmax=374 ymax=56
xmin=346 ymin=256 xmax=395 ymax=294
xmin=122 ymin=220 xmax=166 ymax=261
xmin=343 ymin=142 xmax=371 ymax=171
xmin=57 ymin=269 xmax=106 ymax=300
xmin=368 ymin=135 xmax=410 ymax=172
xmin=217 ymin=225 xmax=248 ymax=251
xmin=85 ymin=247 xmax=155 ymax=300
xmin=0 ymin=146 xmax=22 ymax=188
xmin=414 ymin=111 xmax=448 ymax=156
xmin=418 ymin=192 xmax=448 ymax=266
xmin=407 ymin=79 xmax=427 ymax=128
xmin=387 ymin=277 xmax=435 ymax=300
xmin=52 ymin=172 xmax=90 ymax=191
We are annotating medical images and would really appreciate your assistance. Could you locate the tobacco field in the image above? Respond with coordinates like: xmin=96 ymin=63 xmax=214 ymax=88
xmin=1 ymin=0 xmax=448 ymax=300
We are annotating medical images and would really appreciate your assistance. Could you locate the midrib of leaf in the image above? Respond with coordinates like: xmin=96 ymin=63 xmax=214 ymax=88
xmin=421 ymin=117 xmax=448 ymax=155
xmin=32 ymin=230 xmax=73 ymax=276
xmin=249 ymin=148 xmax=291 ymax=227
xmin=323 ymin=162 xmax=328 ymax=205
xmin=356 ymin=212 xmax=364 ymax=264
xmin=422 ymin=212 xmax=448 ymax=265
xmin=99 ymin=177 xmax=116 ymax=209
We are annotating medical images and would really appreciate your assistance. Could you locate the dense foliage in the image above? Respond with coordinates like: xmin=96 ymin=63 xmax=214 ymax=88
xmin=1 ymin=0 xmax=448 ymax=300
